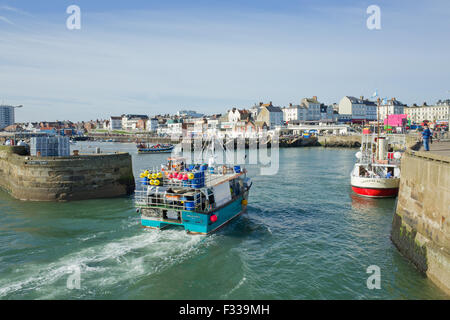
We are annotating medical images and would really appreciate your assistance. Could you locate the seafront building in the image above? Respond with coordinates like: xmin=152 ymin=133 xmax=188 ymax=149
xmin=282 ymin=103 xmax=305 ymax=123
xmin=109 ymin=116 xmax=122 ymax=131
xmin=404 ymin=100 xmax=450 ymax=123
xmin=300 ymin=97 xmax=321 ymax=121
xmin=256 ymin=102 xmax=283 ymax=128
xmin=0 ymin=105 xmax=15 ymax=130
xmin=228 ymin=108 xmax=251 ymax=123
xmin=379 ymin=98 xmax=406 ymax=121
xmin=146 ymin=118 xmax=159 ymax=132
xmin=121 ymin=114 xmax=149 ymax=131
xmin=338 ymin=96 xmax=377 ymax=123
xmin=282 ymin=97 xmax=334 ymax=123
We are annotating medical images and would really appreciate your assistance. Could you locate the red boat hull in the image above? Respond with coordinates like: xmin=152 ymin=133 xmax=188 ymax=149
xmin=351 ymin=186 xmax=399 ymax=198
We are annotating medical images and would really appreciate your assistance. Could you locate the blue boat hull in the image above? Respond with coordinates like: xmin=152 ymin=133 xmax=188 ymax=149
xmin=141 ymin=195 xmax=247 ymax=235
xmin=138 ymin=148 xmax=173 ymax=154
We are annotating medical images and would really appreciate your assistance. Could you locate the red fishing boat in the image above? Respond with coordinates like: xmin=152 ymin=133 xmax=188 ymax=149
xmin=350 ymin=98 xmax=402 ymax=198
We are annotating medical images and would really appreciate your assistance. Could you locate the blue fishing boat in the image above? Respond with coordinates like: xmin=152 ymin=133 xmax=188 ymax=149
xmin=135 ymin=157 xmax=252 ymax=235
xmin=137 ymin=143 xmax=174 ymax=154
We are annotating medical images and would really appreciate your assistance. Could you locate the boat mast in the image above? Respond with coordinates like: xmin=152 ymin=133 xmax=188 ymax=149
xmin=386 ymin=98 xmax=389 ymax=134
xmin=377 ymin=97 xmax=381 ymax=161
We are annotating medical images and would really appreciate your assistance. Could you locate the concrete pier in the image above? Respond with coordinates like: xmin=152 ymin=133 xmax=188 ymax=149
xmin=391 ymin=140 xmax=450 ymax=295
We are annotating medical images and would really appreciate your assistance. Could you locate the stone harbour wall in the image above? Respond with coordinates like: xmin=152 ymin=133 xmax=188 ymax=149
xmin=317 ymin=135 xmax=361 ymax=148
xmin=391 ymin=148 xmax=450 ymax=295
xmin=0 ymin=146 xmax=135 ymax=201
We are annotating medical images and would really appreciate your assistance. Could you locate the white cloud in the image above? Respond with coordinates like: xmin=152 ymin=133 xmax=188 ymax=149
xmin=0 ymin=15 xmax=14 ymax=25
xmin=0 ymin=5 xmax=31 ymax=16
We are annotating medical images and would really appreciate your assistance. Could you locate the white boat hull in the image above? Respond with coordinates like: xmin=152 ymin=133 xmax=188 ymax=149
xmin=350 ymin=175 xmax=399 ymax=198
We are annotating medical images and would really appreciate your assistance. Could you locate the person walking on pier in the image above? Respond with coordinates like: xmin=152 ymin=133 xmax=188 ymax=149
xmin=421 ymin=125 xmax=432 ymax=151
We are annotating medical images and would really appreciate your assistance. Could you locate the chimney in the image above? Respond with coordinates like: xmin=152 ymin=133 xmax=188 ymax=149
xmin=259 ymin=102 xmax=263 ymax=106
xmin=360 ymin=96 xmax=364 ymax=100
xmin=313 ymin=96 xmax=318 ymax=101
xmin=392 ymin=97 xmax=396 ymax=101
xmin=269 ymin=101 xmax=272 ymax=106
xmin=289 ymin=103 xmax=293 ymax=107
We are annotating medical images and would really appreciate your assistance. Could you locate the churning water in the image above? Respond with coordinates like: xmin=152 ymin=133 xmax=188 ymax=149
xmin=0 ymin=142 xmax=447 ymax=299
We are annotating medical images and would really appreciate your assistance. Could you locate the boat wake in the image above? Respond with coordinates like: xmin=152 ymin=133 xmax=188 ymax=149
xmin=0 ymin=230 xmax=208 ymax=299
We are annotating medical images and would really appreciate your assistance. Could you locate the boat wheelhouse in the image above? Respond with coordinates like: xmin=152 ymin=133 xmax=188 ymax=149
xmin=135 ymin=157 xmax=252 ymax=234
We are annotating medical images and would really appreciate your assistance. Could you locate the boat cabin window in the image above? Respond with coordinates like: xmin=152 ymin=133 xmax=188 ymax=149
xmin=207 ymin=188 xmax=215 ymax=207
xmin=359 ymin=167 xmax=368 ymax=177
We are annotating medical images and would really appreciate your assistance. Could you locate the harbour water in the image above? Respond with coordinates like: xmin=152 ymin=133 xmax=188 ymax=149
xmin=0 ymin=142 xmax=447 ymax=299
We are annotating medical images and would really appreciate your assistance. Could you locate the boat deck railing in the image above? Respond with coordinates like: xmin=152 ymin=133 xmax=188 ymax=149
xmin=150 ymin=172 xmax=242 ymax=189
xmin=359 ymin=151 xmax=401 ymax=166
xmin=135 ymin=189 xmax=205 ymax=212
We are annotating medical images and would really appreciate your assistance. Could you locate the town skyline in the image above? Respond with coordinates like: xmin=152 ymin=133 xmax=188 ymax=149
xmin=6 ymin=95 xmax=450 ymax=124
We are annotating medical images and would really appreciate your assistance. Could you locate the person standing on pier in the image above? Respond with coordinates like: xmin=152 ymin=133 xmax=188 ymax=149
xmin=421 ymin=125 xmax=432 ymax=151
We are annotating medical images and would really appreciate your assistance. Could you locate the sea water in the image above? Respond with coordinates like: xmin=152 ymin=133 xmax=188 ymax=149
xmin=0 ymin=142 xmax=446 ymax=299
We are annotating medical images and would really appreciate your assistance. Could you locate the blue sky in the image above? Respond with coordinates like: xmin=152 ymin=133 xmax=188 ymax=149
xmin=0 ymin=0 xmax=449 ymax=122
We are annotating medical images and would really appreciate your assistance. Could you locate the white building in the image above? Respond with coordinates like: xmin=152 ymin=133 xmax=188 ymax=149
xmin=405 ymin=100 xmax=450 ymax=123
xmin=228 ymin=108 xmax=241 ymax=122
xmin=0 ymin=105 xmax=15 ymax=130
xmin=167 ymin=122 xmax=183 ymax=136
xmin=283 ymin=97 xmax=331 ymax=123
xmin=379 ymin=98 xmax=406 ymax=121
xmin=156 ymin=124 xmax=169 ymax=136
xmin=109 ymin=116 xmax=122 ymax=131
xmin=146 ymin=118 xmax=159 ymax=132
xmin=338 ymin=96 xmax=377 ymax=122
xmin=228 ymin=108 xmax=251 ymax=123
xmin=282 ymin=104 xmax=302 ymax=123
xmin=249 ymin=105 xmax=261 ymax=120
xmin=121 ymin=114 xmax=148 ymax=131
